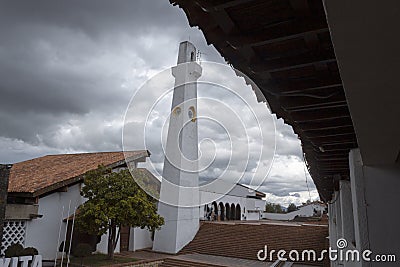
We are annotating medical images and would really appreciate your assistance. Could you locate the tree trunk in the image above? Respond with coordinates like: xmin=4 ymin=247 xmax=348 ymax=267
xmin=107 ymin=220 xmax=116 ymax=260
xmin=113 ymin=227 xmax=121 ymax=251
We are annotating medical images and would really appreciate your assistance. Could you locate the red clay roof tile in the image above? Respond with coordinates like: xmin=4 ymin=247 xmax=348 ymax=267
xmin=8 ymin=150 xmax=148 ymax=196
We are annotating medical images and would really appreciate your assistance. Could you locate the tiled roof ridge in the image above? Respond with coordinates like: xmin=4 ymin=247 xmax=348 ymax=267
xmin=8 ymin=150 xmax=149 ymax=196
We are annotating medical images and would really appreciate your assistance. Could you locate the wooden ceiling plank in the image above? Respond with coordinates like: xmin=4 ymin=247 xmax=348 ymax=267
xmin=250 ymin=52 xmax=336 ymax=73
xmin=258 ymin=76 xmax=342 ymax=94
xmin=212 ymin=0 xmax=258 ymax=10
xmin=229 ymin=17 xmax=328 ymax=47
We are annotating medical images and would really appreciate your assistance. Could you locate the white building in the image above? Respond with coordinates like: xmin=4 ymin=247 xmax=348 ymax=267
xmin=2 ymin=151 xmax=153 ymax=260
xmin=200 ymin=183 xmax=266 ymax=221
xmin=263 ymin=201 xmax=326 ymax=221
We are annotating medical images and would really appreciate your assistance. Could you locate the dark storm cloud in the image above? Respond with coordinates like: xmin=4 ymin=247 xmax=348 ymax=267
xmin=0 ymin=0 xmax=219 ymax=152
xmin=274 ymin=119 xmax=303 ymax=158
xmin=0 ymin=0 xmax=183 ymax=37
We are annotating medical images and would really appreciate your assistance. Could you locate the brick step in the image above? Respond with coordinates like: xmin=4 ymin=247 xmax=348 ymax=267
xmin=159 ymin=258 xmax=223 ymax=267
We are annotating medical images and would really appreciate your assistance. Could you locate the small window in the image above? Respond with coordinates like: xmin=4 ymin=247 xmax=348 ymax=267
xmin=191 ymin=51 xmax=195 ymax=61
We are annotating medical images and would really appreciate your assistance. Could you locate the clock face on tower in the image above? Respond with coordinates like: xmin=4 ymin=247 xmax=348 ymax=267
xmin=188 ymin=106 xmax=196 ymax=122
xmin=173 ymin=106 xmax=181 ymax=116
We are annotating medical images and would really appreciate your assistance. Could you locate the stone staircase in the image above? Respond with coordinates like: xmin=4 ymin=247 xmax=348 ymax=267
xmin=158 ymin=253 xmax=270 ymax=267
xmin=177 ymin=221 xmax=329 ymax=266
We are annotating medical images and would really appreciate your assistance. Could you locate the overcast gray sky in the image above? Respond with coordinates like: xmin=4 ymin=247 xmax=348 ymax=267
xmin=0 ymin=0 xmax=318 ymax=206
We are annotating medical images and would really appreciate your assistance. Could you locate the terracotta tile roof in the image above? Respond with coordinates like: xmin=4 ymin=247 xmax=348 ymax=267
xmin=8 ymin=150 xmax=149 ymax=196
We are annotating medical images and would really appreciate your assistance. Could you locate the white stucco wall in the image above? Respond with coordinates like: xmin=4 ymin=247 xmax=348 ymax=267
xmin=296 ymin=204 xmax=325 ymax=216
xmin=255 ymin=199 xmax=265 ymax=210
xmin=24 ymin=182 xmax=122 ymax=260
xmin=263 ymin=204 xmax=325 ymax=221
xmin=245 ymin=198 xmax=256 ymax=211
xmin=263 ymin=212 xmax=293 ymax=221
xmin=246 ymin=211 xmax=261 ymax=220
xmin=96 ymin=228 xmax=120 ymax=254
xmin=128 ymin=228 xmax=153 ymax=251
xmin=25 ymin=183 xmax=85 ymax=260
xmin=359 ymin=164 xmax=400 ymax=260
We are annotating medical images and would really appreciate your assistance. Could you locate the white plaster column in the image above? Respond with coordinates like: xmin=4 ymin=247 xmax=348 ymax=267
xmin=349 ymin=149 xmax=370 ymax=267
xmin=328 ymin=202 xmax=338 ymax=267
xmin=334 ymin=191 xmax=342 ymax=241
xmin=334 ymin=190 xmax=344 ymax=266
xmin=340 ymin=180 xmax=355 ymax=245
xmin=340 ymin=180 xmax=358 ymax=267
xmin=348 ymin=148 xmax=400 ymax=266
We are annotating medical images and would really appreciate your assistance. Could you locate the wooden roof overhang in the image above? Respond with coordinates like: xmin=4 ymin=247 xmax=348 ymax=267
xmin=170 ymin=0 xmax=358 ymax=201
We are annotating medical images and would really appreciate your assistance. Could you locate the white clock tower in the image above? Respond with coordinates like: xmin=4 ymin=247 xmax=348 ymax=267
xmin=153 ymin=41 xmax=202 ymax=254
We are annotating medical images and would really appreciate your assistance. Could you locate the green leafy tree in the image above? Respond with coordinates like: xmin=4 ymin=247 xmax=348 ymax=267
xmin=265 ymin=202 xmax=285 ymax=213
xmin=265 ymin=202 xmax=275 ymax=213
xmin=287 ymin=203 xmax=298 ymax=213
xmin=77 ymin=166 xmax=164 ymax=259
xmin=274 ymin=203 xmax=284 ymax=214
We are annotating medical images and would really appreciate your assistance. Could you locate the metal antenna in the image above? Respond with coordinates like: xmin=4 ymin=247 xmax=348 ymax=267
xmin=60 ymin=200 xmax=71 ymax=267
xmin=302 ymin=153 xmax=312 ymax=202
xmin=54 ymin=206 xmax=65 ymax=267
xmin=66 ymin=206 xmax=77 ymax=267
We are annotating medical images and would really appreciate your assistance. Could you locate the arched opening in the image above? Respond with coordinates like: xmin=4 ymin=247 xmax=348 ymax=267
xmin=225 ymin=203 xmax=230 ymax=220
xmin=190 ymin=51 xmax=195 ymax=61
xmin=204 ymin=205 xmax=210 ymax=220
xmin=212 ymin=201 xmax=218 ymax=221
xmin=218 ymin=202 xmax=225 ymax=221
xmin=235 ymin=204 xmax=241 ymax=220
xmin=230 ymin=203 xmax=236 ymax=220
